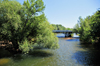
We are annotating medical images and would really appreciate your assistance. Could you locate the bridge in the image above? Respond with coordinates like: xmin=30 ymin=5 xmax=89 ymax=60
xmin=53 ymin=30 xmax=73 ymax=37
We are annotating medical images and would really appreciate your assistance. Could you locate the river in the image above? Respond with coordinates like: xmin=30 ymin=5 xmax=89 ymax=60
xmin=0 ymin=33 xmax=100 ymax=66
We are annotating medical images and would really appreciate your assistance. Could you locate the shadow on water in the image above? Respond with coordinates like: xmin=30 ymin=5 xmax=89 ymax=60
xmin=0 ymin=49 xmax=13 ymax=58
xmin=29 ymin=50 xmax=53 ymax=57
xmin=72 ymin=50 xmax=100 ymax=66
xmin=0 ymin=49 xmax=53 ymax=60
xmin=72 ymin=43 xmax=100 ymax=66
xmin=0 ymin=49 xmax=24 ymax=61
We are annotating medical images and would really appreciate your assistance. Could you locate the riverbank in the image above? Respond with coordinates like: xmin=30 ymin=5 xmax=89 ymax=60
xmin=0 ymin=38 xmax=100 ymax=66
xmin=63 ymin=37 xmax=76 ymax=40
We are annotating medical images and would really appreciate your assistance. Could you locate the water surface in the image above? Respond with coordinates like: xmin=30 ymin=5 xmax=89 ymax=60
xmin=0 ymin=34 xmax=100 ymax=66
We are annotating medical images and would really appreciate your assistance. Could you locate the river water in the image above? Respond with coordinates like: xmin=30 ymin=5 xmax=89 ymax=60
xmin=0 ymin=33 xmax=100 ymax=66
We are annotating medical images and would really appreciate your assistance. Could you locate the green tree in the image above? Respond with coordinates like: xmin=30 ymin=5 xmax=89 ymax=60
xmin=74 ymin=10 xmax=100 ymax=45
xmin=0 ymin=0 xmax=22 ymax=48
xmin=51 ymin=24 xmax=69 ymax=30
xmin=73 ymin=16 xmax=92 ymax=43
xmin=35 ymin=20 xmax=59 ymax=49
xmin=0 ymin=0 xmax=59 ymax=53
xmin=90 ymin=10 xmax=100 ymax=43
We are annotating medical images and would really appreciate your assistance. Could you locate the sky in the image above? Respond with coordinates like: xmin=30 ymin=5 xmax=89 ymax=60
xmin=17 ymin=0 xmax=100 ymax=28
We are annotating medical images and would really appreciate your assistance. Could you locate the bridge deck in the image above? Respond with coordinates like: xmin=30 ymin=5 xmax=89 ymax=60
xmin=53 ymin=30 xmax=72 ymax=33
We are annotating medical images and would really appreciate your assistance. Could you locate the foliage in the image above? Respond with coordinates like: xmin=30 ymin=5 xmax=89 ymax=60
xmin=73 ymin=10 xmax=100 ymax=44
xmin=19 ymin=39 xmax=33 ymax=53
xmin=35 ymin=21 xmax=59 ymax=49
xmin=90 ymin=10 xmax=100 ymax=40
xmin=0 ymin=0 xmax=59 ymax=53
xmin=51 ymin=24 xmax=72 ymax=30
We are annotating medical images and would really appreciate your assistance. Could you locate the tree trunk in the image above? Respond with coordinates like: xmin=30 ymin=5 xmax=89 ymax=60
xmin=12 ymin=39 xmax=19 ymax=50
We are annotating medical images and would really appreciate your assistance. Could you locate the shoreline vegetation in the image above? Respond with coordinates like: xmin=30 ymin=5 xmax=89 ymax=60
xmin=0 ymin=0 xmax=59 ymax=54
xmin=73 ymin=9 xmax=100 ymax=49
xmin=51 ymin=24 xmax=72 ymax=30
xmin=0 ymin=0 xmax=100 ymax=55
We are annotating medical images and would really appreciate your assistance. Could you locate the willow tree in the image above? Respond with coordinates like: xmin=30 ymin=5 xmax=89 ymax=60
xmin=0 ymin=0 xmax=59 ymax=53
xmin=74 ymin=10 xmax=100 ymax=44
xmin=73 ymin=16 xmax=92 ymax=43
xmin=90 ymin=10 xmax=100 ymax=43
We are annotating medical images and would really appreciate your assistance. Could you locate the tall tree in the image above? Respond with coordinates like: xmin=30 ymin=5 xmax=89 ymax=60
xmin=0 ymin=0 xmax=59 ymax=53
xmin=90 ymin=10 xmax=100 ymax=43
xmin=73 ymin=9 xmax=100 ymax=44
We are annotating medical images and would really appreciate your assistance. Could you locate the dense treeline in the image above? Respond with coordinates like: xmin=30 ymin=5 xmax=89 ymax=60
xmin=73 ymin=10 xmax=100 ymax=46
xmin=51 ymin=24 xmax=72 ymax=30
xmin=0 ymin=0 xmax=59 ymax=53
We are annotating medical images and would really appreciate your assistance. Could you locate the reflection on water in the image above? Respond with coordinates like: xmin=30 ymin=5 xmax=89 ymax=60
xmin=73 ymin=33 xmax=79 ymax=37
xmin=0 ymin=34 xmax=100 ymax=66
xmin=56 ymin=33 xmax=65 ymax=38
xmin=67 ymin=39 xmax=80 ymax=41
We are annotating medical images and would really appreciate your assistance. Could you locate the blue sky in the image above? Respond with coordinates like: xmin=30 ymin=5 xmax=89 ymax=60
xmin=17 ymin=0 xmax=100 ymax=28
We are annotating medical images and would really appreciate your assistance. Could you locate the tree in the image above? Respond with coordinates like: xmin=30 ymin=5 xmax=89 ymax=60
xmin=73 ymin=16 xmax=92 ymax=43
xmin=90 ymin=10 xmax=100 ymax=43
xmin=51 ymin=24 xmax=70 ymax=30
xmin=74 ymin=10 xmax=100 ymax=45
xmin=0 ymin=0 xmax=59 ymax=53
xmin=0 ymin=0 xmax=22 ymax=48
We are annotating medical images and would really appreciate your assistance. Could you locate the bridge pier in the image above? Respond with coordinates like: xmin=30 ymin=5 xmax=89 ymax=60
xmin=65 ymin=32 xmax=72 ymax=37
xmin=65 ymin=32 xmax=68 ymax=37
